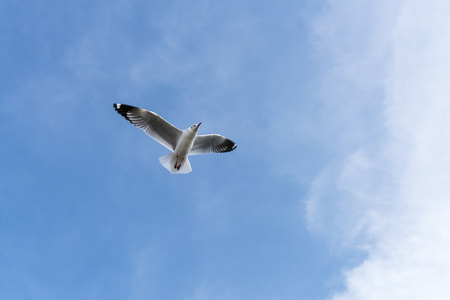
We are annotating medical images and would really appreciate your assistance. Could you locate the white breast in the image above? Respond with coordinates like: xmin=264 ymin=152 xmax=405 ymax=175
xmin=174 ymin=130 xmax=197 ymax=157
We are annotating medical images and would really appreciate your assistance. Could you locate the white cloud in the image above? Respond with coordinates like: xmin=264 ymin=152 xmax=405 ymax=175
xmin=308 ymin=0 xmax=450 ymax=299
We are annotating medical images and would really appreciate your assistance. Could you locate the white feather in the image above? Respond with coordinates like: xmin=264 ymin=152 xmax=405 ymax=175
xmin=158 ymin=153 xmax=192 ymax=174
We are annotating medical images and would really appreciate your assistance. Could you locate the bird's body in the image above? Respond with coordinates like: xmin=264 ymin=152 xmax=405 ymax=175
xmin=159 ymin=124 xmax=199 ymax=173
xmin=113 ymin=103 xmax=236 ymax=174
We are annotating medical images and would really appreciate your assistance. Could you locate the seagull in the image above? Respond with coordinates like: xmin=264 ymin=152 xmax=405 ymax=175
xmin=113 ymin=103 xmax=237 ymax=174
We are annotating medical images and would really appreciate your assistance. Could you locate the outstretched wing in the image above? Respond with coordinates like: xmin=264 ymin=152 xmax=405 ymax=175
xmin=113 ymin=103 xmax=182 ymax=151
xmin=190 ymin=134 xmax=237 ymax=155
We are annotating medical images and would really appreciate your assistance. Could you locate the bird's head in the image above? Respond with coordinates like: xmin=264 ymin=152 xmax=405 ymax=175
xmin=189 ymin=123 xmax=201 ymax=132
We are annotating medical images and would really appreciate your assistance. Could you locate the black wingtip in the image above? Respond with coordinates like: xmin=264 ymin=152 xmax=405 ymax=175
xmin=219 ymin=139 xmax=237 ymax=153
xmin=113 ymin=103 xmax=139 ymax=123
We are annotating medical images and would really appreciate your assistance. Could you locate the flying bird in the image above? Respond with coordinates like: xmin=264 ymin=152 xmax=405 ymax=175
xmin=113 ymin=103 xmax=237 ymax=174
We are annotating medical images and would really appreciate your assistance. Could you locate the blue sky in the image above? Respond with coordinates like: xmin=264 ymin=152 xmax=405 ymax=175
xmin=2 ymin=0 xmax=450 ymax=299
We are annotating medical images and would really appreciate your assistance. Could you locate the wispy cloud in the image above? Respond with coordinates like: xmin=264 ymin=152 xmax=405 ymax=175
xmin=308 ymin=0 xmax=450 ymax=298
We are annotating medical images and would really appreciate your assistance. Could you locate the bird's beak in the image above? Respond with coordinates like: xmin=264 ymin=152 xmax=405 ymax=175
xmin=198 ymin=122 xmax=202 ymax=127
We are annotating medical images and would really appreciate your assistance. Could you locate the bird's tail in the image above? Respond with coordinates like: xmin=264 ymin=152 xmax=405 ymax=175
xmin=159 ymin=153 xmax=192 ymax=174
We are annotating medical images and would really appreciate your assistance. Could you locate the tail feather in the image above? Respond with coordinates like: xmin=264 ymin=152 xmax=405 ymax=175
xmin=178 ymin=157 xmax=192 ymax=174
xmin=159 ymin=153 xmax=175 ymax=173
xmin=159 ymin=153 xmax=192 ymax=174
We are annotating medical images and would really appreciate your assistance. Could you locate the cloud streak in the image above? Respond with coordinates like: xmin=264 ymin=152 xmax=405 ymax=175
xmin=308 ymin=0 xmax=450 ymax=299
